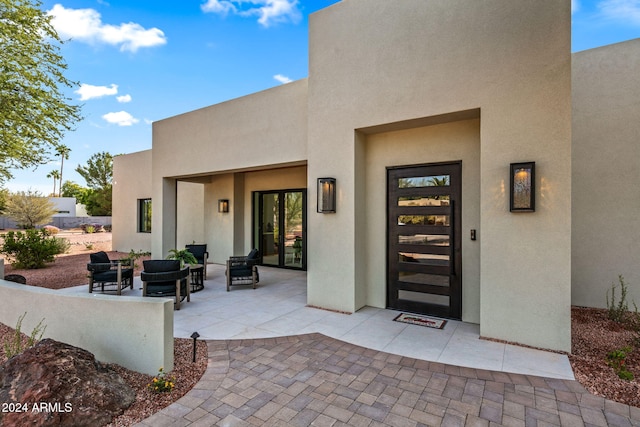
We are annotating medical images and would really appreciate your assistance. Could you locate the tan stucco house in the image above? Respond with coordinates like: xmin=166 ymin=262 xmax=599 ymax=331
xmin=112 ymin=0 xmax=640 ymax=353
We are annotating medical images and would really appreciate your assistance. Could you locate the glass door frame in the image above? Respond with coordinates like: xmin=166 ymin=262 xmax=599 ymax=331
xmin=253 ymin=189 xmax=307 ymax=271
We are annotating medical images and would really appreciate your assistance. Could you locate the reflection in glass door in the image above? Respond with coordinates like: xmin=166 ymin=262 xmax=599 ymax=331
xmin=261 ymin=193 xmax=280 ymax=266
xmin=254 ymin=189 xmax=306 ymax=270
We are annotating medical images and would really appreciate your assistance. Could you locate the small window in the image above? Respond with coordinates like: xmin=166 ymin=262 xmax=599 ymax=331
xmin=138 ymin=199 xmax=152 ymax=233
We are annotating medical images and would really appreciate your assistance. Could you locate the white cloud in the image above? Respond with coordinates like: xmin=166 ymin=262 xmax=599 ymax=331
xmin=75 ymin=83 xmax=118 ymax=101
xmin=274 ymin=74 xmax=292 ymax=84
xmin=201 ymin=0 xmax=301 ymax=27
xmin=201 ymin=0 xmax=236 ymax=15
xmin=47 ymin=4 xmax=167 ymax=52
xmin=144 ymin=119 xmax=153 ymax=125
xmin=117 ymin=94 xmax=132 ymax=103
xmin=572 ymin=0 xmax=580 ymax=14
xmin=102 ymin=111 xmax=139 ymax=126
xmin=598 ymin=0 xmax=640 ymax=24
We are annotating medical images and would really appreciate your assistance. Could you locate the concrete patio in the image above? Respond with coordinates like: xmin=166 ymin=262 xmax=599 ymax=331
xmin=58 ymin=264 xmax=640 ymax=426
xmin=61 ymin=264 xmax=573 ymax=380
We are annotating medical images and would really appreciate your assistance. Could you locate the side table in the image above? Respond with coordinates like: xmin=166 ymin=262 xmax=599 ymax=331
xmin=188 ymin=264 xmax=204 ymax=293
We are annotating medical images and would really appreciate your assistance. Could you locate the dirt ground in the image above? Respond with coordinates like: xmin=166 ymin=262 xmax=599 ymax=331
xmin=2 ymin=230 xmax=149 ymax=289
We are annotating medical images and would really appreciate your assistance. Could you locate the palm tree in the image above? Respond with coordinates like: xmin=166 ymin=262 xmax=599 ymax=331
xmin=46 ymin=170 xmax=61 ymax=197
xmin=56 ymin=145 xmax=71 ymax=197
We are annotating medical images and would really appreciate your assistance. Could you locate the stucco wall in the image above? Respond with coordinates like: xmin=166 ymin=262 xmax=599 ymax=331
xmin=113 ymin=150 xmax=152 ymax=253
xmin=50 ymin=197 xmax=76 ymax=217
xmin=364 ymin=118 xmax=481 ymax=323
xmin=151 ymin=80 xmax=308 ymax=258
xmin=176 ymin=181 xmax=205 ymax=248
xmin=204 ymin=174 xmax=235 ymax=264
xmin=572 ymin=39 xmax=640 ymax=308
xmin=0 ymin=281 xmax=173 ymax=375
xmin=307 ymin=0 xmax=572 ymax=351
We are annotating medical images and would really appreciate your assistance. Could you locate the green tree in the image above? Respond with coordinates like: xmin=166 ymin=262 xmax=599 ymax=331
xmin=0 ymin=188 xmax=8 ymax=213
xmin=0 ymin=0 xmax=82 ymax=184
xmin=83 ymin=187 xmax=112 ymax=216
xmin=76 ymin=152 xmax=112 ymax=190
xmin=46 ymin=169 xmax=60 ymax=197
xmin=3 ymin=190 xmax=57 ymax=228
xmin=76 ymin=152 xmax=113 ymax=215
xmin=60 ymin=180 xmax=89 ymax=204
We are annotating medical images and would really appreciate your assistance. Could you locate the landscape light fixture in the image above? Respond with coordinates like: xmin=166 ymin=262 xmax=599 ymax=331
xmin=218 ymin=199 xmax=229 ymax=213
xmin=190 ymin=331 xmax=200 ymax=363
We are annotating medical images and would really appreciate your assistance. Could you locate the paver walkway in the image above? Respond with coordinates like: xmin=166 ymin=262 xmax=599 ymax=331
xmin=136 ymin=333 xmax=640 ymax=427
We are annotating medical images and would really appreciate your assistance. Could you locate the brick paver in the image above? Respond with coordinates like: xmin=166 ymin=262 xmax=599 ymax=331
xmin=135 ymin=334 xmax=640 ymax=426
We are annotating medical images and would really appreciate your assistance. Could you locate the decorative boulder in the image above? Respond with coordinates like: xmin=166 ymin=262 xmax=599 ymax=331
xmin=0 ymin=339 xmax=135 ymax=427
xmin=3 ymin=274 xmax=26 ymax=284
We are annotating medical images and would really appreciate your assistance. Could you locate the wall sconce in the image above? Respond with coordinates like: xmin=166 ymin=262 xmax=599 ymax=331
xmin=510 ymin=162 xmax=535 ymax=212
xmin=317 ymin=178 xmax=336 ymax=213
xmin=218 ymin=199 xmax=229 ymax=213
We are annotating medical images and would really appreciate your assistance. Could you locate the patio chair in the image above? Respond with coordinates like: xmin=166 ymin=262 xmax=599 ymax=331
xmin=87 ymin=251 xmax=134 ymax=295
xmin=226 ymin=249 xmax=260 ymax=291
xmin=141 ymin=260 xmax=190 ymax=310
xmin=185 ymin=244 xmax=209 ymax=278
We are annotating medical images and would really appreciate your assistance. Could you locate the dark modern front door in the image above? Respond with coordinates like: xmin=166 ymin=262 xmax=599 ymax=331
xmin=387 ymin=162 xmax=462 ymax=319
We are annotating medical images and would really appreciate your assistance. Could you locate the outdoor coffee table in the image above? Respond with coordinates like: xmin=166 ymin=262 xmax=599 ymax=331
xmin=188 ymin=264 xmax=204 ymax=293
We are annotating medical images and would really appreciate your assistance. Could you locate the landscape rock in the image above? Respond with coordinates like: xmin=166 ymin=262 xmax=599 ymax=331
xmin=3 ymin=274 xmax=26 ymax=284
xmin=0 ymin=338 xmax=135 ymax=427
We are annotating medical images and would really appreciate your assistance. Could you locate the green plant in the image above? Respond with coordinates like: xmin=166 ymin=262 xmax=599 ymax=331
xmin=52 ymin=237 xmax=70 ymax=254
xmin=606 ymin=346 xmax=635 ymax=381
xmin=0 ymin=229 xmax=69 ymax=269
xmin=121 ymin=249 xmax=150 ymax=269
xmin=167 ymin=248 xmax=197 ymax=266
xmin=607 ymin=275 xmax=634 ymax=323
xmin=148 ymin=367 xmax=175 ymax=393
xmin=85 ymin=244 xmax=94 ymax=250
xmin=3 ymin=312 xmax=46 ymax=359
xmin=84 ymin=225 xmax=95 ymax=234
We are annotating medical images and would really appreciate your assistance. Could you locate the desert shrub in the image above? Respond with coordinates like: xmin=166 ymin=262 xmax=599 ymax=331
xmin=3 ymin=312 xmax=46 ymax=359
xmin=607 ymin=275 xmax=633 ymax=323
xmin=0 ymin=229 xmax=69 ymax=269
xmin=52 ymin=237 xmax=70 ymax=254
xmin=3 ymin=190 xmax=57 ymax=229
xmin=42 ymin=225 xmax=60 ymax=235
xmin=92 ymin=223 xmax=104 ymax=233
xmin=103 ymin=224 xmax=112 ymax=232
xmin=84 ymin=225 xmax=95 ymax=234
xmin=606 ymin=346 xmax=635 ymax=381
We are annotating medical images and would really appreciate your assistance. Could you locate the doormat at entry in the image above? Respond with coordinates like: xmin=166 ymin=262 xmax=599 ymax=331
xmin=393 ymin=313 xmax=447 ymax=329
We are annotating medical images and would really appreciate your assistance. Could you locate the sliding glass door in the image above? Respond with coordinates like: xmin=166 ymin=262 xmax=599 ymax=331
xmin=254 ymin=189 xmax=306 ymax=270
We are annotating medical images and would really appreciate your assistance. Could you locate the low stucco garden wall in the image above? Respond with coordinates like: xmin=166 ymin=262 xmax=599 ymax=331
xmin=0 ymin=280 xmax=173 ymax=375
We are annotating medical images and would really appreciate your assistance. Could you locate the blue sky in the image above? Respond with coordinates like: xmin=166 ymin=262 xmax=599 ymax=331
xmin=5 ymin=0 xmax=640 ymax=194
